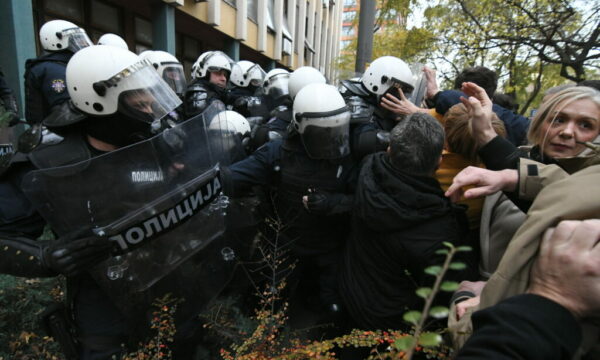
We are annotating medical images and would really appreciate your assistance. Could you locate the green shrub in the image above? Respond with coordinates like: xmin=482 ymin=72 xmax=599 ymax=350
xmin=0 ymin=275 xmax=65 ymax=359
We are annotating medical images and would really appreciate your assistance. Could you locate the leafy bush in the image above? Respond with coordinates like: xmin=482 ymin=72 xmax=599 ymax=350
xmin=0 ymin=275 xmax=65 ymax=359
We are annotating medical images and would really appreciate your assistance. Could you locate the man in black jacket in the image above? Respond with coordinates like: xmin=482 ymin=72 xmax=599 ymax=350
xmin=339 ymin=112 xmax=473 ymax=331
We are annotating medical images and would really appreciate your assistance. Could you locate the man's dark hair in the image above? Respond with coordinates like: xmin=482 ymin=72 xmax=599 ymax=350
xmin=389 ymin=112 xmax=444 ymax=176
xmin=493 ymin=93 xmax=519 ymax=112
xmin=454 ymin=66 xmax=498 ymax=98
xmin=577 ymin=80 xmax=600 ymax=92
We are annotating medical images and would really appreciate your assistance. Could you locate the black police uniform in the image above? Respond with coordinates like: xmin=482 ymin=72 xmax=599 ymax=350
xmin=183 ymin=78 xmax=227 ymax=119
xmin=223 ymin=135 xmax=357 ymax=321
xmin=338 ymin=79 xmax=391 ymax=160
xmin=338 ymin=79 xmax=399 ymax=132
xmin=24 ymin=51 xmax=73 ymax=125
xmin=227 ymin=85 xmax=270 ymax=120
xmin=0 ymin=124 xmax=129 ymax=359
xmin=249 ymin=97 xmax=292 ymax=150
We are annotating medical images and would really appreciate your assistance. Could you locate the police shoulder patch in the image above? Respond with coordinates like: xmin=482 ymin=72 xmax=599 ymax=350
xmin=51 ymin=79 xmax=66 ymax=93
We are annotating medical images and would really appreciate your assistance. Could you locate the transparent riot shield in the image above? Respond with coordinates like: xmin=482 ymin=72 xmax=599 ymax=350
xmin=21 ymin=102 xmax=252 ymax=318
xmin=409 ymin=63 xmax=427 ymax=107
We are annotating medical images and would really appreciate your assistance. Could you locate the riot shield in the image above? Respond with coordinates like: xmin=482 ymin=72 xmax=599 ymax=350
xmin=21 ymin=102 xmax=252 ymax=319
xmin=409 ymin=63 xmax=427 ymax=107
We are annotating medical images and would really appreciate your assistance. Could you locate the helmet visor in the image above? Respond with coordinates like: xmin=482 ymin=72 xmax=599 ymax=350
xmin=162 ymin=65 xmax=187 ymax=96
xmin=115 ymin=64 xmax=182 ymax=123
xmin=64 ymin=28 xmax=93 ymax=53
xmin=247 ymin=64 xmax=266 ymax=87
xmin=387 ymin=77 xmax=414 ymax=98
xmin=204 ymin=51 xmax=233 ymax=75
xmin=265 ymin=74 xmax=290 ymax=99
xmin=299 ymin=111 xmax=351 ymax=159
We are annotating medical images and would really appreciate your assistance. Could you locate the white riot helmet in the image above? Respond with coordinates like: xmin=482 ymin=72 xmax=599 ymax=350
xmin=292 ymin=83 xmax=351 ymax=159
xmin=194 ymin=51 xmax=233 ymax=79
xmin=361 ymin=56 xmax=414 ymax=99
xmin=39 ymin=20 xmax=92 ymax=53
xmin=97 ymin=33 xmax=128 ymax=50
xmin=208 ymin=110 xmax=252 ymax=161
xmin=66 ymin=45 xmax=181 ymax=123
xmin=289 ymin=66 xmax=326 ymax=99
xmin=230 ymin=61 xmax=266 ymax=88
xmin=139 ymin=50 xmax=187 ymax=97
xmin=264 ymin=68 xmax=290 ymax=100
xmin=209 ymin=110 xmax=251 ymax=137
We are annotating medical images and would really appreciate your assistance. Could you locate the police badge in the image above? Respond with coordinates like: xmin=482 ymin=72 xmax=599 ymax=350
xmin=51 ymin=79 xmax=66 ymax=93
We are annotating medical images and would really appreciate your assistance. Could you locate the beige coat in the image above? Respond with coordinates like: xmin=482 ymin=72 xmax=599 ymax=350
xmin=449 ymin=160 xmax=600 ymax=356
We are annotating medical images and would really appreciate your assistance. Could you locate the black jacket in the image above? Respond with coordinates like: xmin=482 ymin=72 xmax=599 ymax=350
xmin=339 ymin=152 xmax=471 ymax=330
xmin=24 ymin=51 xmax=73 ymax=124
xmin=225 ymin=136 xmax=357 ymax=255
xmin=457 ymin=294 xmax=581 ymax=360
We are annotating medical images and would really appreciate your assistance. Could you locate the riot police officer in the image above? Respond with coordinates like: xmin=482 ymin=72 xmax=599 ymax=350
xmin=140 ymin=50 xmax=187 ymax=122
xmin=1 ymin=44 xmax=187 ymax=359
xmin=227 ymin=60 xmax=268 ymax=118
xmin=222 ymin=83 xmax=357 ymax=333
xmin=340 ymin=56 xmax=415 ymax=132
xmin=339 ymin=56 xmax=416 ymax=159
xmin=24 ymin=19 xmax=92 ymax=125
xmin=97 ymin=33 xmax=128 ymax=50
xmin=251 ymin=66 xmax=325 ymax=148
xmin=184 ymin=50 xmax=232 ymax=118
xmin=263 ymin=68 xmax=290 ymax=112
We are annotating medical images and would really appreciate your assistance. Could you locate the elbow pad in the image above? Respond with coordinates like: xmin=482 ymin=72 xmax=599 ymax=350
xmin=354 ymin=129 xmax=390 ymax=159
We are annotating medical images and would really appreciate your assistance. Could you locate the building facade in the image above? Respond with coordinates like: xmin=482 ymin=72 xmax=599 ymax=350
xmin=0 ymin=0 xmax=343 ymax=116
xmin=340 ymin=0 xmax=404 ymax=53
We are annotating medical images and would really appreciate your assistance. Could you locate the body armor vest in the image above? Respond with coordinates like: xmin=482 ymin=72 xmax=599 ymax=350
xmin=274 ymin=136 xmax=355 ymax=255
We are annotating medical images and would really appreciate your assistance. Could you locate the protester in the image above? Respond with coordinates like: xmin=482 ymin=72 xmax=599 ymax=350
xmin=446 ymin=160 xmax=600 ymax=358
xmin=339 ymin=112 xmax=473 ymax=333
xmin=456 ymin=219 xmax=600 ymax=360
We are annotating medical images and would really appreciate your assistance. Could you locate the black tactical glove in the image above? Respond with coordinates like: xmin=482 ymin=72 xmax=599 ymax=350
xmin=303 ymin=189 xmax=354 ymax=216
xmin=42 ymin=236 xmax=112 ymax=277
xmin=233 ymin=96 xmax=249 ymax=112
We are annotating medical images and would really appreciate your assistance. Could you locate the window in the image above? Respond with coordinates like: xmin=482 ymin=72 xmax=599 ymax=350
xmin=282 ymin=38 xmax=292 ymax=55
xmin=344 ymin=0 xmax=355 ymax=7
xmin=267 ymin=0 xmax=276 ymax=32
xmin=45 ymin=0 xmax=83 ymax=23
xmin=247 ymin=0 xmax=258 ymax=23
xmin=342 ymin=10 xmax=355 ymax=23
xmin=90 ymin=0 xmax=121 ymax=34
xmin=183 ymin=37 xmax=199 ymax=59
xmin=304 ymin=39 xmax=315 ymax=62
xmin=134 ymin=16 xmax=152 ymax=53
xmin=342 ymin=25 xmax=353 ymax=36
xmin=176 ymin=34 xmax=198 ymax=81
